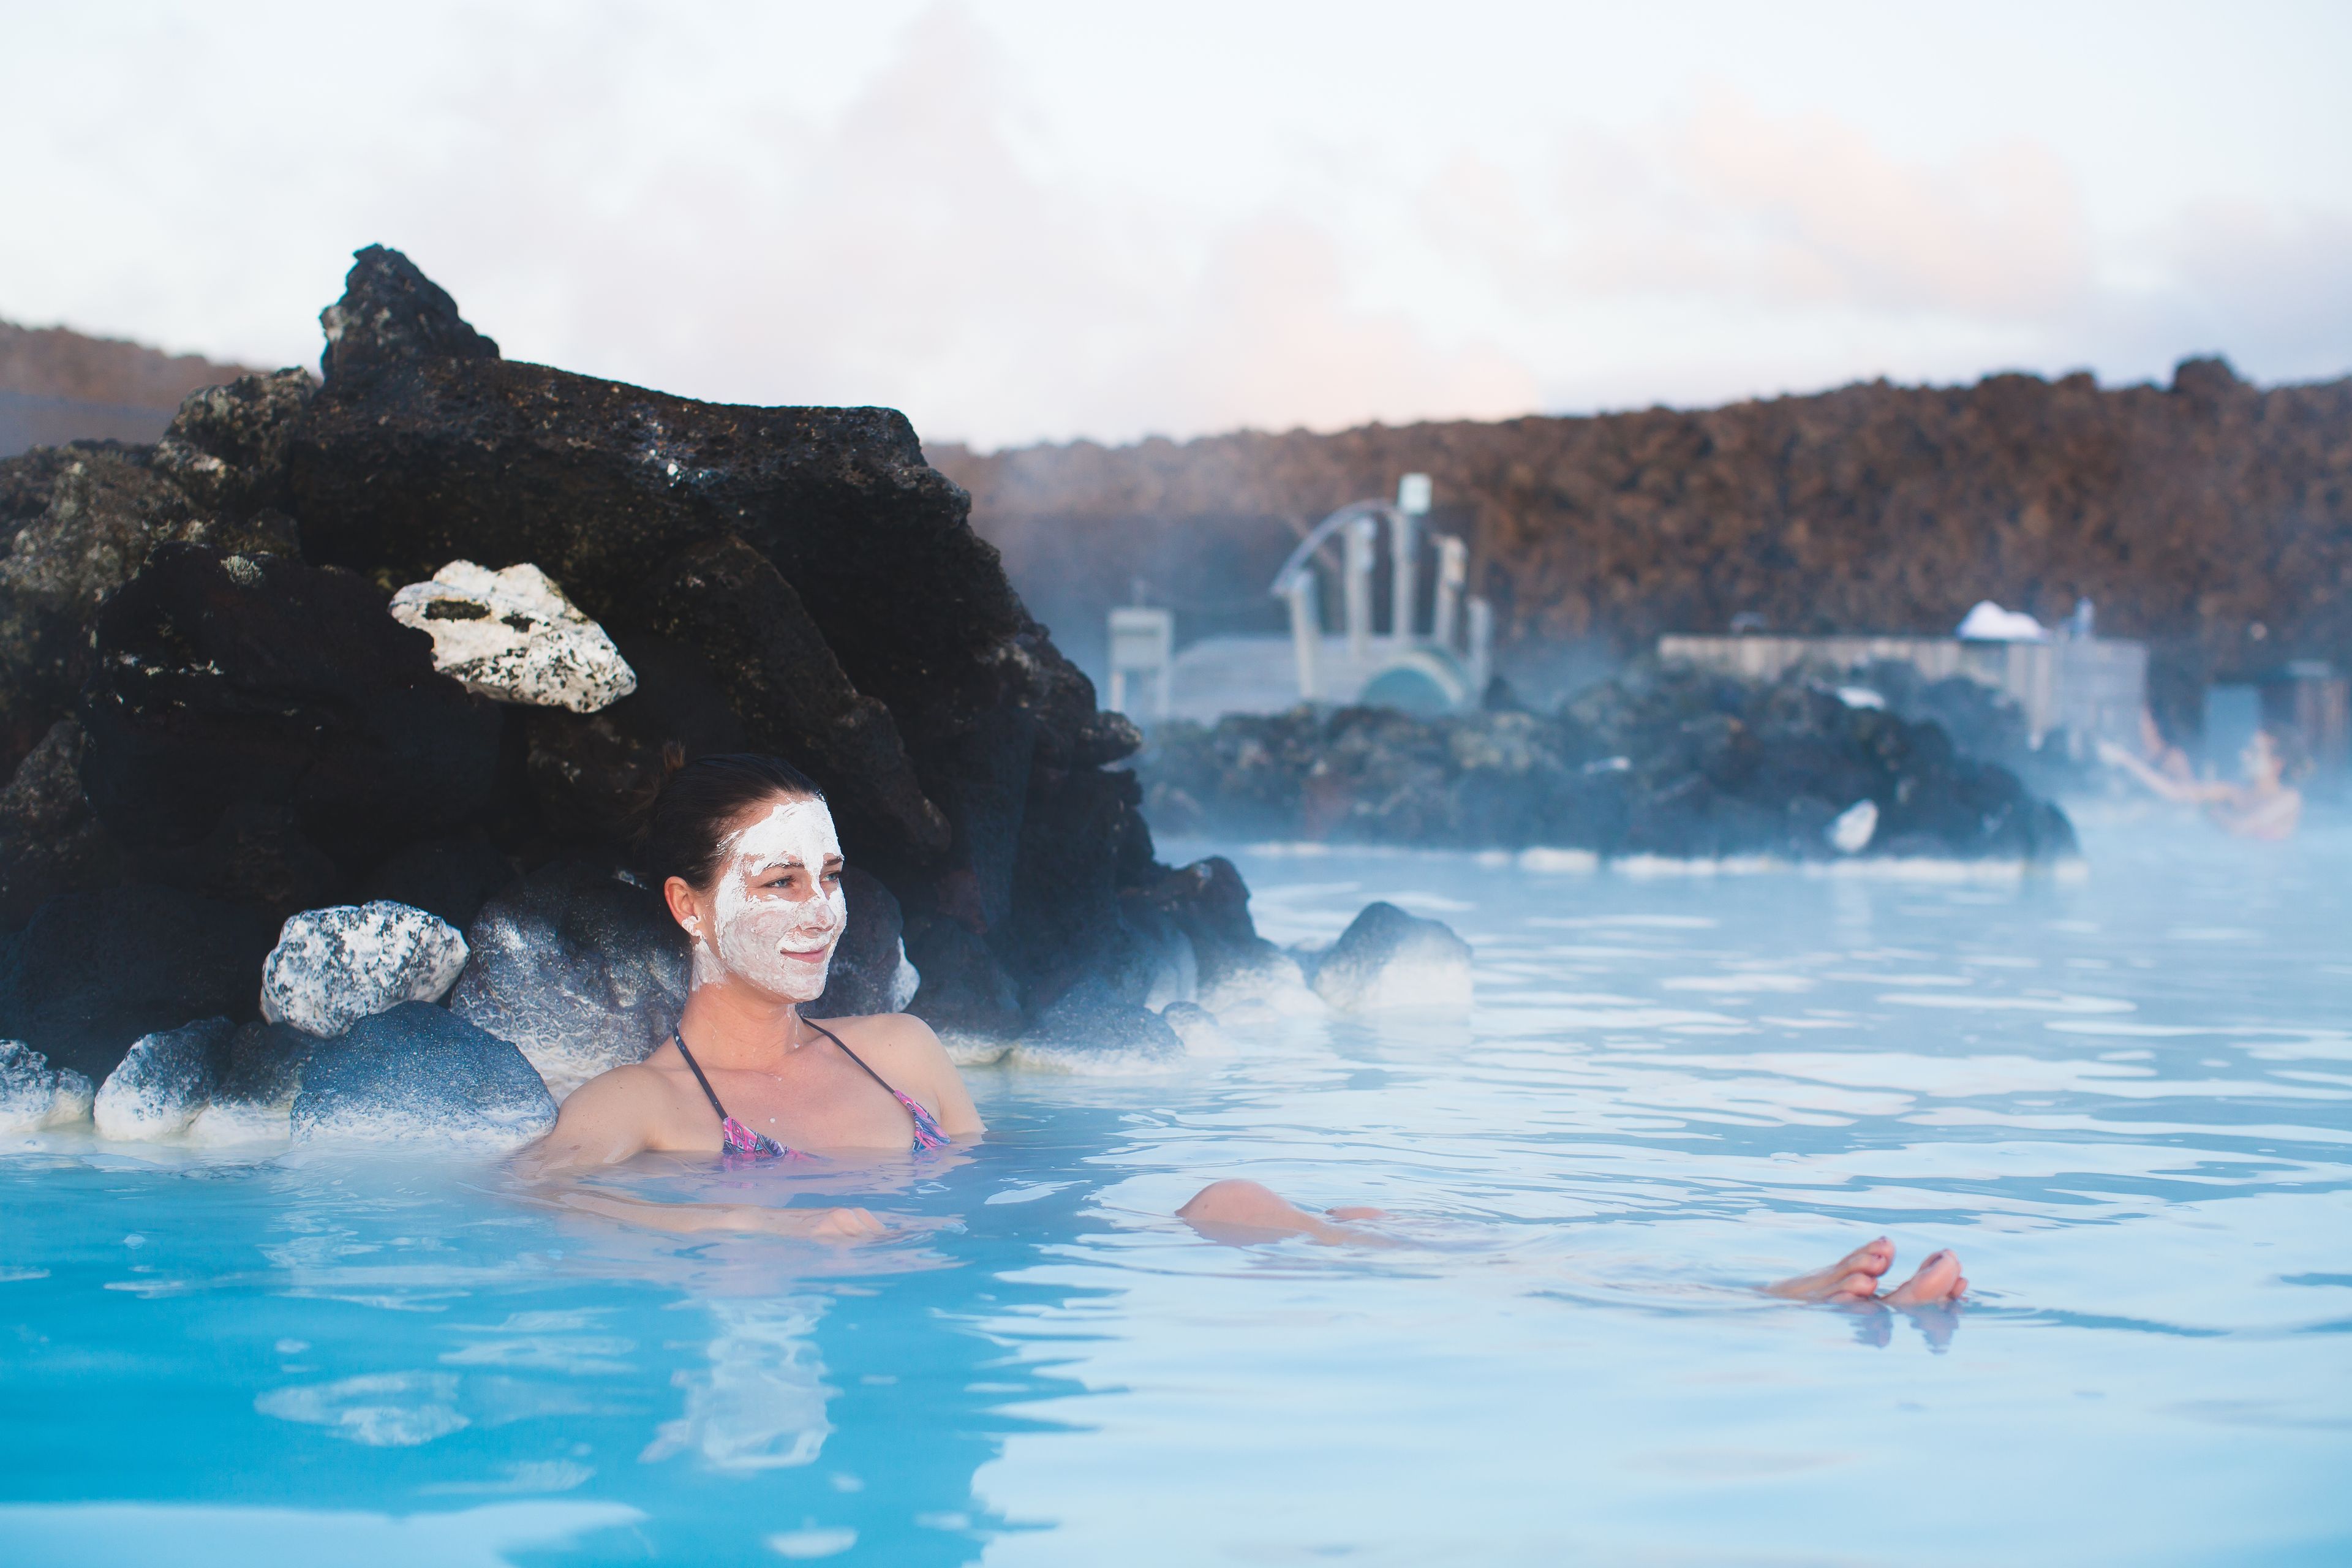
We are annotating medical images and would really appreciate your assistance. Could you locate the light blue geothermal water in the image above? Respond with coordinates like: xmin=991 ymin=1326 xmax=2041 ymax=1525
xmin=3 ymin=816 xmax=2349 ymax=1566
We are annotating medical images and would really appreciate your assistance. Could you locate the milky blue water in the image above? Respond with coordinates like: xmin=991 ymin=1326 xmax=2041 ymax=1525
xmin=4 ymin=815 xmax=2349 ymax=1566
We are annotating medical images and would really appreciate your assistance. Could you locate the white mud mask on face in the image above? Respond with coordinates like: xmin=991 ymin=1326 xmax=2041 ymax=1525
xmin=686 ymin=797 xmax=847 ymax=1002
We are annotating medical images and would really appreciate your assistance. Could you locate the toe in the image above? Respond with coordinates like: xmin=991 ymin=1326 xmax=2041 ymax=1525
xmin=1887 ymin=1249 xmax=1964 ymax=1306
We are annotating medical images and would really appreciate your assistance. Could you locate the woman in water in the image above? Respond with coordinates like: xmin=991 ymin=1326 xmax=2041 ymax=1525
xmin=525 ymin=752 xmax=1969 ymax=1306
xmin=519 ymin=753 xmax=983 ymax=1237
xmin=2101 ymin=726 xmax=2305 ymax=840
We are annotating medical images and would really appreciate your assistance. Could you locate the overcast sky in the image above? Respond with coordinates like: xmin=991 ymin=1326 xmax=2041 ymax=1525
xmin=5 ymin=1 xmax=2348 ymax=449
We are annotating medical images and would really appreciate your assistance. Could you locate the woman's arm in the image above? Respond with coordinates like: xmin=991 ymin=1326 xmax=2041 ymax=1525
xmin=2098 ymin=739 xmax=2226 ymax=805
xmin=546 ymin=1186 xmax=886 ymax=1239
xmin=513 ymin=1065 xmax=668 ymax=1179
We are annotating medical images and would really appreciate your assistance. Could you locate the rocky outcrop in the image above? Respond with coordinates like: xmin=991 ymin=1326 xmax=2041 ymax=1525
xmin=937 ymin=360 xmax=2352 ymax=718
xmin=259 ymin=902 xmax=469 ymax=1038
xmin=0 ymin=244 xmax=1287 ymax=1092
xmin=1138 ymin=658 xmax=2079 ymax=864
xmin=290 ymin=1001 xmax=556 ymax=1148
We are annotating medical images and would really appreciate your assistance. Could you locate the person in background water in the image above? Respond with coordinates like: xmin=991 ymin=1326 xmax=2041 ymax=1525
xmin=525 ymin=753 xmax=1965 ymax=1309
xmin=2101 ymin=725 xmax=2305 ymax=840
xmin=2134 ymin=706 xmax=2196 ymax=788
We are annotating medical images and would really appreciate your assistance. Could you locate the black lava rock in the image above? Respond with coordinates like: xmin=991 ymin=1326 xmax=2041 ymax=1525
xmin=151 ymin=368 xmax=316 ymax=535
xmin=78 ymin=543 xmax=505 ymax=877
xmin=93 ymin=1016 xmax=233 ymax=1139
xmin=1305 ymin=902 xmax=1474 ymax=1014
xmin=903 ymin=913 xmax=1024 ymax=1044
xmin=0 ymin=720 xmax=120 ymax=930
xmin=219 ymin=1018 xmax=321 ymax=1107
xmin=0 ymin=443 xmax=200 ymax=770
xmin=522 ymin=634 xmax=747 ymax=844
xmin=290 ymin=1000 xmax=555 ymax=1148
xmin=1009 ymin=974 xmax=1185 ymax=1069
xmin=319 ymin=244 xmax=499 ymax=385
xmin=1139 ymin=657 xmax=2079 ymax=864
xmin=0 ymin=884 xmax=279 ymax=1083
xmin=360 ymin=834 xmax=518 ymax=933
xmin=639 ymin=534 xmax=948 ymax=864
xmin=445 ymin=856 xmax=687 ymax=1098
xmin=808 ymin=866 xmax=913 ymax=1020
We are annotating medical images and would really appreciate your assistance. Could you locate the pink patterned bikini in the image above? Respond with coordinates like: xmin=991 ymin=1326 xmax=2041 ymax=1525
xmin=670 ymin=1021 xmax=949 ymax=1161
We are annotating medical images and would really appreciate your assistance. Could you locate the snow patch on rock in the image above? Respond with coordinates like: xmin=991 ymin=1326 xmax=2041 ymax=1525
xmin=389 ymin=560 xmax=636 ymax=713
xmin=261 ymin=902 xmax=469 ymax=1038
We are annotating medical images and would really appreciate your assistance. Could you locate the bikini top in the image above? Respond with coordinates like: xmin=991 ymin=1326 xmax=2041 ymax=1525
xmin=669 ymin=1020 xmax=949 ymax=1161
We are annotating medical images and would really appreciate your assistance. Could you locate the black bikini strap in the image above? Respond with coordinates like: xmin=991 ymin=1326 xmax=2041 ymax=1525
xmin=804 ymin=1019 xmax=904 ymax=1101
xmin=669 ymin=1026 xmax=733 ymax=1124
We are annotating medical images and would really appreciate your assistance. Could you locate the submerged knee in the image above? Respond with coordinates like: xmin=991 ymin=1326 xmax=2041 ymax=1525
xmin=1178 ymin=1178 xmax=1297 ymax=1229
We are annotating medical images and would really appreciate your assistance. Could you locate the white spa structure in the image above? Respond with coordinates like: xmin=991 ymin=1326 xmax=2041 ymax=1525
xmin=1106 ymin=474 xmax=1494 ymax=725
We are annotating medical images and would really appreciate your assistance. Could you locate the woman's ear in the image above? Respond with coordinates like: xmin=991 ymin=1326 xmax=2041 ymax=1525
xmin=663 ymin=875 xmax=703 ymax=932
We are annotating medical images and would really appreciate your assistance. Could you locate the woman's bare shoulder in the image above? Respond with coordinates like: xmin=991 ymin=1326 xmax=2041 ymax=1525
xmin=814 ymin=1011 xmax=944 ymax=1055
xmin=566 ymin=1060 xmax=679 ymax=1106
xmin=813 ymin=1012 xmax=981 ymax=1132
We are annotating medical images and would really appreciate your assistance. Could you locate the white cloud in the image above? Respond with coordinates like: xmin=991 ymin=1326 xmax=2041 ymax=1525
xmin=0 ymin=0 xmax=2345 ymax=445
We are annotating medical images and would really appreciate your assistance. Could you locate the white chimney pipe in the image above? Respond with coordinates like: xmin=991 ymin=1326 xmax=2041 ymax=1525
xmin=1433 ymin=535 xmax=1468 ymax=650
xmin=1344 ymin=515 xmax=1378 ymax=662
xmin=1466 ymin=595 xmax=1494 ymax=695
xmin=1284 ymin=570 xmax=1321 ymax=701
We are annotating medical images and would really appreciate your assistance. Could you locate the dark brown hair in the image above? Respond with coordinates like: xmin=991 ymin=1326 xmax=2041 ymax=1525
xmin=641 ymin=752 xmax=826 ymax=891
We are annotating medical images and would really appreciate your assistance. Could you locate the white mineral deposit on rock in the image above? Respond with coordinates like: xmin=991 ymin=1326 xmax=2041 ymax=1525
xmin=0 ymin=1040 xmax=94 ymax=1133
xmin=94 ymin=1017 xmax=232 ymax=1140
xmin=388 ymin=560 xmax=637 ymax=712
xmin=260 ymin=902 xmax=470 ymax=1038
xmin=888 ymin=945 xmax=921 ymax=1012
xmin=1308 ymin=902 xmax=1473 ymax=1014
xmin=1827 ymin=798 xmax=1880 ymax=854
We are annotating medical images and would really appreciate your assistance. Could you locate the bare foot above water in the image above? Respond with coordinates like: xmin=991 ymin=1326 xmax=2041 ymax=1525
xmin=1766 ymin=1237 xmax=1968 ymax=1306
